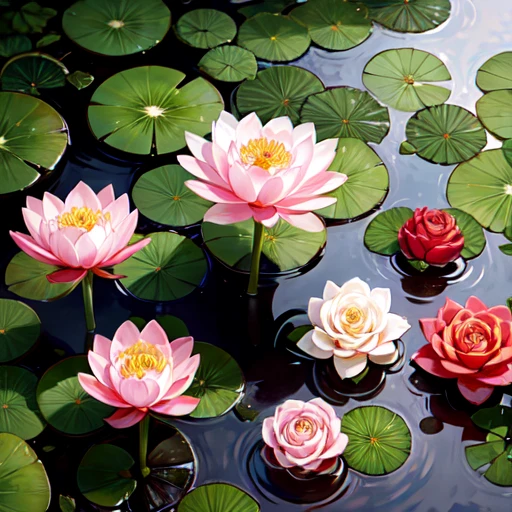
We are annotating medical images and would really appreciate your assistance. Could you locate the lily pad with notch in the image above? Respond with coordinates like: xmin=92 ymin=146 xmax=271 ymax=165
xmin=476 ymin=90 xmax=512 ymax=140
xmin=199 ymin=46 xmax=258 ymax=83
xmin=178 ymin=483 xmax=260 ymax=512
xmin=476 ymin=51 xmax=512 ymax=92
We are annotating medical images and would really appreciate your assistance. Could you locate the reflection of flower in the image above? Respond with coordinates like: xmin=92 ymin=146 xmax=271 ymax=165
xmin=398 ymin=207 xmax=464 ymax=266
xmin=413 ymin=297 xmax=512 ymax=405
xmin=297 ymin=278 xmax=410 ymax=379
xmin=78 ymin=320 xmax=200 ymax=428
xmin=262 ymin=398 xmax=348 ymax=472
xmin=9 ymin=182 xmax=150 ymax=283
xmin=178 ymin=111 xmax=347 ymax=232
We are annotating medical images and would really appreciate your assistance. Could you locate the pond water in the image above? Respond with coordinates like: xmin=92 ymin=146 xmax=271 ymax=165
xmin=1 ymin=0 xmax=511 ymax=510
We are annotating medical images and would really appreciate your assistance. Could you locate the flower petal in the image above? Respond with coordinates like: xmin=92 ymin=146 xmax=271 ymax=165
xmin=47 ymin=268 xmax=87 ymax=284
xmin=411 ymin=344 xmax=456 ymax=379
xmin=277 ymin=211 xmax=325 ymax=232
xmin=100 ymin=237 xmax=151 ymax=267
xmin=97 ymin=184 xmax=115 ymax=208
xmin=140 ymin=320 xmax=169 ymax=347
xmin=457 ymin=379 xmax=494 ymax=405
xmin=203 ymin=203 xmax=254 ymax=225
xmin=77 ymin=373 xmax=128 ymax=407
xmin=150 ymin=395 xmax=200 ymax=416
xmin=105 ymin=407 xmax=147 ymax=428
xmin=381 ymin=313 xmax=411 ymax=342
xmin=93 ymin=334 xmax=111 ymax=360
xmin=308 ymin=297 xmax=324 ymax=326
xmin=10 ymin=231 xmax=62 ymax=266
xmin=65 ymin=181 xmax=101 ymax=211
xmin=333 ymin=353 xmax=368 ymax=379
xmin=297 ymin=330 xmax=333 ymax=359
xmin=185 ymin=180 xmax=246 ymax=204
xmin=119 ymin=378 xmax=160 ymax=408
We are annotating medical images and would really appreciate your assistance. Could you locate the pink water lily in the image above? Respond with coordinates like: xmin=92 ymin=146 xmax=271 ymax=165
xmin=78 ymin=320 xmax=201 ymax=428
xmin=178 ymin=111 xmax=347 ymax=232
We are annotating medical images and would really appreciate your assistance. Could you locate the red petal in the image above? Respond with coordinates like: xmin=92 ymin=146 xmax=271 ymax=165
xmin=47 ymin=268 xmax=87 ymax=284
xmin=92 ymin=267 xmax=125 ymax=279
xmin=411 ymin=344 xmax=456 ymax=379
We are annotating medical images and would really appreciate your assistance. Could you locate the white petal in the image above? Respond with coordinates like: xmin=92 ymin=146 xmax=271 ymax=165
xmin=381 ymin=313 xmax=411 ymax=343
xmin=371 ymin=287 xmax=391 ymax=314
xmin=333 ymin=353 xmax=368 ymax=379
xmin=312 ymin=328 xmax=336 ymax=352
xmin=339 ymin=277 xmax=371 ymax=297
xmin=323 ymin=280 xmax=340 ymax=300
xmin=369 ymin=348 xmax=399 ymax=366
xmin=297 ymin=330 xmax=333 ymax=359
xmin=369 ymin=341 xmax=396 ymax=356
xmin=308 ymin=297 xmax=324 ymax=326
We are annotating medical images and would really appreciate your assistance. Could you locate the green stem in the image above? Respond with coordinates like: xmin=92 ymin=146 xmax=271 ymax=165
xmin=247 ymin=220 xmax=265 ymax=296
xmin=139 ymin=415 xmax=150 ymax=478
xmin=82 ymin=271 xmax=95 ymax=332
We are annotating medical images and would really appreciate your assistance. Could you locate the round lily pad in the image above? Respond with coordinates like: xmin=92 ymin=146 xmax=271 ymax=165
xmin=178 ymin=483 xmax=260 ymax=512
xmin=239 ymin=0 xmax=293 ymax=18
xmin=362 ymin=48 xmax=451 ymax=112
xmin=290 ymin=0 xmax=371 ymax=51
xmin=0 ymin=367 xmax=45 ymax=440
xmin=476 ymin=51 xmax=512 ymax=92
xmin=88 ymin=66 xmax=223 ymax=155
xmin=0 ymin=433 xmax=51 ymax=512
xmin=447 ymin=149 xmax=512 ymax=233
xmin=114 ymin=232 xmax=208 ymax=302
xmin=341 ymin=405 xmax=412 ymax=475
xmin=317 ymin=137 xmax=389 ymax=220
xmin=62 ymin=0 xmax=171 ymax=56
xmin=236 ymin=65 xmax=324 ymax=124
xmin=300 ymin=87 xmax=390 ymax=143
xmin=443 ymin=208 xmax=486 ymax=259
xmin=199 ymin=46 xmax=257 ymax=83
xmin=202 ymin=219 xmax=326 ymax=274
xmin=504 ymin=139 xmax=512 ymax=167
xmin=77 ymin=444 xmax=136 ymax=507
xmin=185 ymin=342 xmax=244 ymax=419
xmin=401 ymin=105 xmax=487 ymax=165
xmin=0 ymin=35 xmax=32 ymax=59
xmin=0 ymin=299 xmax=40 ymax=362
xmin=0 ymin=91 xmax=68 ymax=195
xmin=36 ymin=355 xmax=115 ymax=435
xmin=237 ymin=13 xmax=311 ymax=62
xmin=175 ymin=9 xmax=236 ymax=49
xmin=476 ymin=90 xmax=512 ymax=140
xmin=132 ymin=165 xmax=212 ymax=228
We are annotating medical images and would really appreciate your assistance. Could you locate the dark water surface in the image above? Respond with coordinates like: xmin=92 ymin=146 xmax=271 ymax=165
xmin=1 ymin=0 xmax=511 ymax=510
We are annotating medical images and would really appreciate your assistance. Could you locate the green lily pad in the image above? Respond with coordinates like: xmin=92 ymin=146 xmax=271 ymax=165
xmin=317 ymin=137 xmax=389 ymax=220
xmin=132 ymin=165 xmax=212 ymax=228
xmin=362 ymin=48 xmax=451 ymax=112
xmin=364 ymin=207 xmax=414 ymax=255
xmin=447 ymin=149 xmax=512 ymax=233
xmin=341 ymin=405 xmax=412 ymax=475
xmin=300 ymin=87 xmax=390 ymax=143
xmin=202 ymin=218 xmax=326 ymax=274
xmin=290 ymin=0 xmax=372 ymax=51
xmin=0 ymin=35 xmax=31 ymax=58
xmin=88 ymin=66 xmax=223 ymax=155
xmin=237 ymin=13 xmax=311 ymax=63
xmin=0 ymin=366 xmax=45 ymax=440
xmin=77 ymin=444 xmax=136 ymax=507
xmin=0 ymin=433 xmax=51 ymax=512
xmin=472 ymin=405 xmax=512 ymax=432
xmin=476 ymin=52 xmax=512 ymax=92
xmin=175 ymin=9 xmax=236 ymax=49
xmin=35 ymin=33 xmax=61 ymax=49
xmin=199 ymin=46 xmax=258 ymax=83
xmin=178 ymin=483 xmax=259 ymax=512
xmin=59 ymin=495 xmax=75 ymax=512
xmin=401 ymin=104 xmax=486 ymax=165
xmin=185 ymin=342 xmax=244 ymax=419
xmin=36 ymin=356 xmax=115 ymax=435
xmin=239 ymin=0 xmax=294 ymax=18
xmin=503 ymin=139 xmax=512 ymax=168
xmin=63 ymin=0 xmax=171 ymax=56
xmin=115 ymin=232 xmax=208 ymax=302
xmin=0 ymin=299 xmax=40 ymax=362
xmin=443 ymin=208 xmax=486 ymax=259
xmin=235 ymin=65 xmax=324 ymax=124
xmin=12 ymin=2 xmax=56 ymax=34
xmin=66 ymin=71 xmax=93 ymax=90
xmin=0 ymin=91 xmax=68 ymax=194
xmin=476 ymin=90 xmax=512 ymax=140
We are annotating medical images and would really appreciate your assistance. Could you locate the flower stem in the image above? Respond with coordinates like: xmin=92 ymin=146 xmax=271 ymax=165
xmin=139 ymin=415 xmax=151 ymax=478
xmin=82 ymin=271 xmax=95 ymax=332
xmin=247 ymin=221 xmax=265 ymax=296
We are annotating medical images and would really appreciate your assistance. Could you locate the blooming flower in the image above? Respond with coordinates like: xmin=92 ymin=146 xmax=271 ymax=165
xmin=78 ymin=320 xmax=201 ymax=428
xmin=413 ymin=296 xmax=512 ymax=405
xmin=178 ymin=111 xmax=347 ymax=232
xmin=398 ymin=207 xmax=464 ymax=266
xmin=262 ymin=398 xmax=348 ymax=472
xmin=9 ymin=181 xmax=150 ymax=283
xmin=297 ymin=278 xmax=410 ymax=379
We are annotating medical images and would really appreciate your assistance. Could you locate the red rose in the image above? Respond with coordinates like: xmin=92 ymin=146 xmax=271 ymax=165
xmin=412 ymin=297 xmax=512 ymax=405
xmin=397 ymin=207 xmax=464 ymax=266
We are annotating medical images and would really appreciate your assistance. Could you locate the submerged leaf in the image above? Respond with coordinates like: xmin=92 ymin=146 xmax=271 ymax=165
xmin=66 ymin=71 xmax=93 ymax=90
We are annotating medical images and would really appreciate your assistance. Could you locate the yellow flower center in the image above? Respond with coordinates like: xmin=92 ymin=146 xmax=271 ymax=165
xmin=345 ymin=306 xmax=362 ymax=324
xmin=144 ymin=105 xmax=165 ymax=117
xmin=118 ymin=340 xmax=167 ymax=379
xmin=404 ymin=74 xmax=415 ymax=85
xmin=240 ymin=137 xmax=292 ymax=172
xmin=58 ymin=207 xmax=110 ymax=232
xmin=108 ymin=20 xmax=125 ymax=29
xmin=294 ymin=418 xmax=314 ymax=434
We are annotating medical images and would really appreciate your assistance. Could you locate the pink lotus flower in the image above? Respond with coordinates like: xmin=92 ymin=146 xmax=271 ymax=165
xmin=178 ymin=111 xmax=347 ymax=232
xmin=9 ymin=181 xmax=150 ymax=283
xmin=413 ymin=297 xmax=512 ymax=405
xmin=78 ymin=320 xmax=201 ymax=428
xmin=262 ymin=398 xmax=348 ymax=472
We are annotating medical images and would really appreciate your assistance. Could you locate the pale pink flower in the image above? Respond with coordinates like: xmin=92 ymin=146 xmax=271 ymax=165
xmin=178 ymin=111 xmax=347 ymax=232
xmin=262 ymin=398 xmax=348 ymax=472
xmin=9 ymin=181 xmax=150 ymax=283
xmin=78 ymin=320 xmax=200 ymax=428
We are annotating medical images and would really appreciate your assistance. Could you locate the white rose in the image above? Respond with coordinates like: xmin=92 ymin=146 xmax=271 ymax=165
xmin=297 ymin=277 xmax=411 ymax=379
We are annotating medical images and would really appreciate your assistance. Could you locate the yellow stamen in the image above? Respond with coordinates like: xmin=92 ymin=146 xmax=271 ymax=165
xmin=144 ymin=105 xmax=165 ymax=117
xmin=58 ymin=207 xmax=110 ymax=232
xmin=119 ymin=340 xmax=168 ymax=379
xmin=345 ymin=306 xmax=362 ymax=324
xmin=0 ymin=329 xmax=5 ymax=334
xmin=2 ymin=404 xmax=7 ymax=409
xmin=370 ymin=437 xmax=378 ymax=445
xmin=240 ymin=137 xmax=292 ymax=172
xmin=404 ymin=75 xmax=415 ymax=85
xmin=295 ymin=418 xmax=314 ymax=434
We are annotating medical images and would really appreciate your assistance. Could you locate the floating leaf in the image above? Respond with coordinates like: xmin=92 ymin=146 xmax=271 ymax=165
xmin=401 ymin=105 xmax=486 ymax=165
xmin=132 ymin=165 xmax=212 ymax=227
xmin=236 ymin=65 xmax=324 ymax=124
xmin=115 ymin=232 xmax=208 ymax=302
xmin=36 ymin=33 xmax=61 ymax=48
xmin=199 ymin=46 xmax=257 ymax=82
xmin=59 ymin=495 xmax=76 ymax=512
xmin=443 ymin=208 xmax=486 ymax=259
xmin=362 ymin=48 xmax=451 ymax=112
xmin=66 ymin=71 xmax=93 ymax=90
xmin=238 ymin=13 xmax=311 ymax=62
xmin=317 ymin=137 xmax=389 ymax=220
xmin=178 ymin=483 xmax=260 ymax=512
xmin=300 ymin=87 xmax=390 ymax=143
xmin=239 ymin=0 xmax=293 ymax=18
xmin=476 ymin=52 xmax=512 ymax=92
xmin=504 ymin=139 xmax=512 ymax=167
xmin=476 ymin=90 xmax=512 ymax=140
xmin=88 ymin=66 xmax=223 ymax=155
xmin=341 ymin=405 xmax=412 ymax=475
xmin=63 ymin=0 xmax=171 ymax=56
xmin=472 ymin=405 xmax=512 ymax=432
xmin=12 ymin=2 xmax=56 ymax=34
xmin=0 ymin=35 xmax=31 ymax=58
xmin=364 ymin=207 xmax=414 ymax=255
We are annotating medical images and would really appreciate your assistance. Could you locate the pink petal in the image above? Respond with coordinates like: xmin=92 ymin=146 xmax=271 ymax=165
xmin=412 ymin=344 xmax=456 ymax=379
xmin=22 ymin=208 xmax=43 ymax=246
xmin=487 ymin=305 xmax=512 ymax=322
xmin=169 ymin=336 xmax=194 ymax=366
xmin=88 ymin=351 xmax=110 ymax=387
xmin=262 ymin=417 xmax=278 ymax=448
xmin=277 ymin=196 xmax=337 ymax=211
xmin=65 ymin=181 xmax=101 ymax=211
xmin=292 ymin=122 xmax=316 ymax=147
xmin=262 ymin=117 xmax=293 ymax=140
xmin=93 ymin=334 xmax=111 ymax=360
xmin=92 ymin=267 xmax=125 ymax=279
xmin=274 ymin=449 xmax=295 ymax=468
xmin=236 ymin=112 xmax=263 ymax=145
xmin=42 ymin=191 xmax=64 ymax=220
xmin=119 ymin=378 xmax=160 ymax=408
xmin=203 ymin=203 xmax=253 ymax=224
xmin=465 ymin=296 xmax=488 ymax=313
xmin=256 ymin=177 xmax=285 ymax=205
xmin=185 ymin=180 xmax=245 ymax=204
xmin=47 ymin=268 xmax=87 ymax=284
xmin=108 ymin=210 xmax=138 ymax=254
xmin=304 ymin=138 xmax=338 ymax=180
xmin=140 ymin=320 xmax=169 ymax=346
xmin=173 ymin=353 xmax=200 ymax=383
xmin=477 ymin=365 xmax=512 ymax=385
xmin=49 ymin=230 xmax=80 ymax=267
xmin=10 ymin=231 xmax=62 ymax=266
xmin=440 ymin=298 xmax=464 ymax=324
xmin=184 ymin=131 xmax=210 ymax=162
xmin=161 ymin=376 xmax=193 ymax=401
xmin=439 ymin=359 xmax=477 ymax=375
xmin=457 ymin=379 xmax=494 ymax=405
xmin=103 ymin=194 xmax=129 ymax=229
xmin=150 ymin=395 xmax=200 ymax=416
xmin=178 ymin=155 xmax=227 ymax=188
xmin=100 ymin=237 xmax=151 ymax=267
xmin=105 ymin=408 xmax=147 ymax=428
xmin=213 ymin=113 xmax=238 ymax=153
xmin=250 ymin=207 xmax=279 ymax=227
xmin=419 ymin=318 xmax=438 ymax=342
xmin=294 ymin=171 xmax=347 ymax=197
xmin=321 ymin=432 xmax=349 ymax=459
xmin=228 ymin=163 xmax=257 ymax=202
xmin=111 ymin=320 xmax=141 ymax=355
xmin=97 ymin=184 xmax=115 ymax=208
xmin=26 ymin=196 xmax=44 ymax=216
xmin=75 ymin=233 xmax=98 ymax=268
xmin=77 ymin=373 xmax=128 ymax=408
xmin=276 ymin=212 xmax=325 ymax=232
